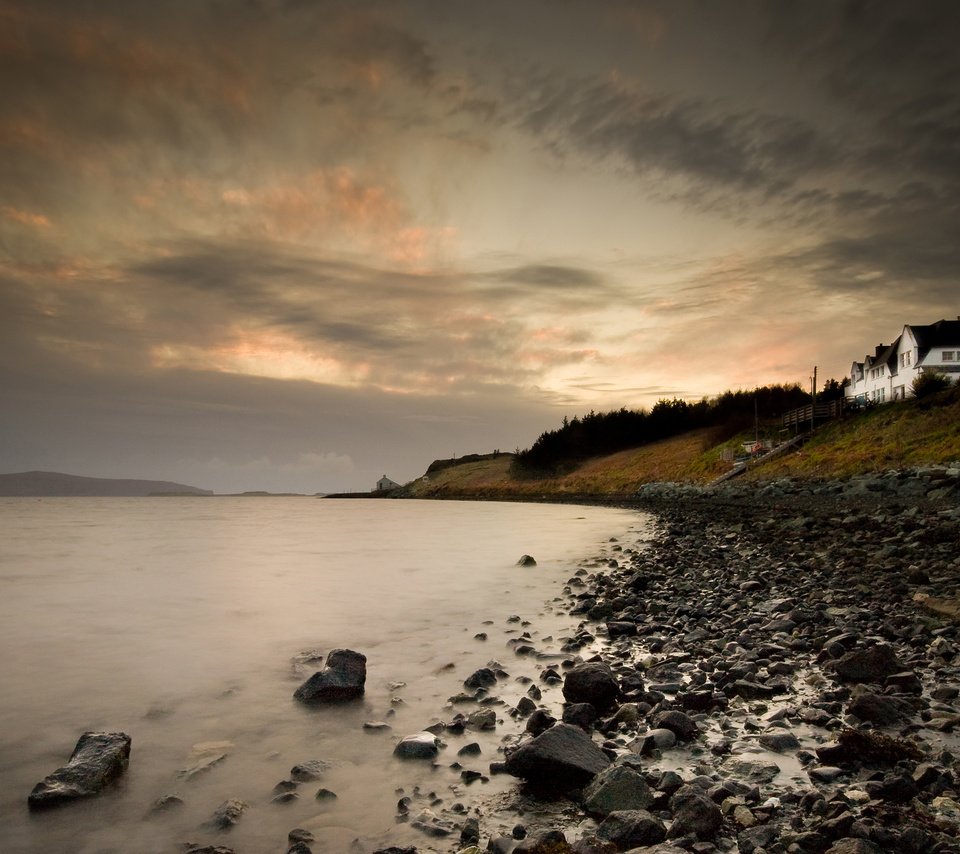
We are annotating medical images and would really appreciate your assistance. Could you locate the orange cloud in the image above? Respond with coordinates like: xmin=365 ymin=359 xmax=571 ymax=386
xmin=150 ymin=330 xmax=372 ymax=387
xmin=0 ymin=117 xmax=57 ymax=154
xmin=3 ymin=206 xmax=51 ymax=229
xmin=3 ymin=2 xmax=252 ymax=114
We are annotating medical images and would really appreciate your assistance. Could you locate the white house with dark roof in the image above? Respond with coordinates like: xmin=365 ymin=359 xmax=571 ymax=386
xmin=846 ymin=317 xmax=960 ymax=404
xmin=374 ymin=475 xmax=401 ymax=492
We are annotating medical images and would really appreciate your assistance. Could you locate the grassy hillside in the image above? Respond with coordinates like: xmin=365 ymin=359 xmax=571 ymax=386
xmin=405 ymin=388 xmax=960 ymax=499
xmin=742 ymin=389 xmax=960 ymax=481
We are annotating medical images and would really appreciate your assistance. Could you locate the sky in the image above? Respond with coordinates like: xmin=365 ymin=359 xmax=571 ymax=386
xmin=1 ymin=0 xmax=958 ymax=494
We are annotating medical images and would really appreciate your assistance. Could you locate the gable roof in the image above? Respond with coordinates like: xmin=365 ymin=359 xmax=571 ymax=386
xmin=909 ymin=318 xmax=960 ymax=352
xmin=874 ymin=336 xmax=901 ymax=373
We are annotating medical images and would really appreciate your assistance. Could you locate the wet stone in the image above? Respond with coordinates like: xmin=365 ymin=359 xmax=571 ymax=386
xmin=28 ymin=731 xmax=132 ymax=810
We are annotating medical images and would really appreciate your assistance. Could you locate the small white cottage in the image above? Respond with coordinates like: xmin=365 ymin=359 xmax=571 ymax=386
xmin=375 ymin=475 xmax=400 ymax=492
xmin=846 ymin=317 xmax=960 ymax=404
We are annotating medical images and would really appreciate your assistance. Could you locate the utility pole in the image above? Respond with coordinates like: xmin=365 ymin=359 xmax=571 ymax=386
xmin=810 ymin=366 xmax=817 ymax=433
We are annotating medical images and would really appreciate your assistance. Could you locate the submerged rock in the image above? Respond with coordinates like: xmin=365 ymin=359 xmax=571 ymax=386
xmin=207 ymin=798 xmax=246 ymax=829
xmin=393 ymin=731 xmax=441 ymax=760
xmin=293 ymin=648 xmax=367 ymax=703
xmin=28 ymin=731 xmax=131 ymax=809
xmin=290 ymin=759 xmax=331 ymax=781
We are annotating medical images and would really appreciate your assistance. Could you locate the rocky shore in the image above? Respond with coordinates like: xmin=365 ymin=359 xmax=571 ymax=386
xmin=373 ymin=467 xmax=960 ymax=854
xmin=24 ymin=467 xmax=960 ymax=853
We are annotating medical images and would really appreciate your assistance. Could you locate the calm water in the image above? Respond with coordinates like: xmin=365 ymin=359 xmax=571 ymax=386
xmin=0 ymin=497 xmax=651 ymax=853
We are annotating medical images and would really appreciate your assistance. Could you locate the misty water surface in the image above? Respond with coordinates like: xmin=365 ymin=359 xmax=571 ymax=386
xmin=0 ymin=497 xmax=650 ymax=853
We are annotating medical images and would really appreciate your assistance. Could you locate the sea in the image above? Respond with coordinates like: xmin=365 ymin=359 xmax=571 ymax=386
xmin=0 ymin=497 xmax=652 ymax=853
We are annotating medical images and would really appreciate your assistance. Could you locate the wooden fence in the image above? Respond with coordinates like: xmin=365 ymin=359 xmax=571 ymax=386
xmin=781 ymin=399 xmax=844 ymax=429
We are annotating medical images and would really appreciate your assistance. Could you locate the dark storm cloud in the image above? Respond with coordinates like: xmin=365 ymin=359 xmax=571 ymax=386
xmin=515 ymin=76 xmax=841 ymax=199
xmin=488 ymin=264 xmax=608 ymax=290
xmin=763 ymin=0 xmax=960 ymax=184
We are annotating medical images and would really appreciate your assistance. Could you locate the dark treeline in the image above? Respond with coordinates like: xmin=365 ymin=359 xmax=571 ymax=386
xmin=512 ymin=384 xmax=812 ymax=474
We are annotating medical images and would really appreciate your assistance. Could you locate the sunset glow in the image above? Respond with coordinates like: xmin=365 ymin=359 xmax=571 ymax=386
xmin=1 ymin=0 xmax=957 ymax=492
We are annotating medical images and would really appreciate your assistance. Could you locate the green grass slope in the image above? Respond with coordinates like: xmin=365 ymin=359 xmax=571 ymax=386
xmin=405 ymin=386 xmax=960 ymax=499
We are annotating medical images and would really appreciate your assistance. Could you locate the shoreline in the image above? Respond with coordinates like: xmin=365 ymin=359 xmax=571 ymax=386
xmin=385 ymin=475 xmax=960 ymax=853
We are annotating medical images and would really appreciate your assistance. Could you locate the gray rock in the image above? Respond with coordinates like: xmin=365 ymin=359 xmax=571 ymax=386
xmin=293 ymin=649 xmax=366 ymax=703
xmin=516 ymin=830 xmax=568 ymax=852
xmin=460 ymin=816 xmax=480 ymax=845
xmin=563 ymin=702 xmax=599 ymax=730
xmin=832 ymin=645 xmax=904 ymax=683
xmin=464 ymin=667 xmax=497 ymax=689
xmin=737 ymin=823 xmax=782 ymax=853
xmin=825 ymin=839 xmax=884 ymax=854
xmin=652 ymin=710 xmax=699 ymax=741
xmin=526 ymin=708 xmax=557 ymax=735
xmin=732 ymin=679 xmax=778 ymax=699
xmin=758 ymin=732 xmax=801 ymax=752
xmin=177 ymin=751 xmax=227 ymax=781
xmin=595 ymin=809 xmax=667 ymax=848
xmin=582 ymin=764 xmax=654 ymax=816
xmin=631 ymin=727 xmax=677 ymax=754
xmin=809 ymin=765 xmax=844 ymax=783
xmin=667 ymin=784 xmax=722 ymax=840
xmin=467 ymin=708 xmax=496 ymax=730
xmin=208 ymin=798 xmax=246 ymax=829
xmin=410 ymin=808 xmax=455 ymax=837
xmin=290 ymin=759 xmax=331 ymax=781
xmin=563 ymin=661 xmax=620 ymax=711
xmin=723 ymin=758 xmax=780 ymax=784
xmin=393 ymin=731 xmax=441 ymax=760
xmin=184 ymin=847 xmax=237 ymax=854
xmin=505 ymin=723 xmax=611 ymax=791
xmin=847 ymin=685 xmax=911 ymax=725
xmin=150 ymin=793 xmax=185 ymax=813
xmin=517 ymin=554 xmax=537 ymax=566
xmin=28 ymin=731 xmax=132 ymax=809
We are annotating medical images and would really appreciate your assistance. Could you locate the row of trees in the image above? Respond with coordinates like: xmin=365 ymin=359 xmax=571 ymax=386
xmin=512 ymin=383 xmax=814 ymax=474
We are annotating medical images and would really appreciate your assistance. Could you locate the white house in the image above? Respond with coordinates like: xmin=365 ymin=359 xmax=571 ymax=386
xmin=374 ymin=475 xmax=400 ymax=492
xmin=846 ymin=317 xmax=960 ymax=404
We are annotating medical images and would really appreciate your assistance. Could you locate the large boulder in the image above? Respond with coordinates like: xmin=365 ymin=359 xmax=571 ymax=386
xmin=28 ymin=731 xmax=131 ymax=809
xmin=562 ymin=662 xmax=620 ymax=711
xmin=847 ymin=685 xmax=912 ymax=725
xmin=831 ymin=645 xmax=904 ymax=683
xmin=504 ymin=723 xmax=610 ymax=791
xmin=293 ymin=649 xmax=366 ymax=703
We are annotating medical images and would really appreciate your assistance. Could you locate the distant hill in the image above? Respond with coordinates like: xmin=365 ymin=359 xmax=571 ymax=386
xmin=0 ymin=471 xmax=214 ymax=497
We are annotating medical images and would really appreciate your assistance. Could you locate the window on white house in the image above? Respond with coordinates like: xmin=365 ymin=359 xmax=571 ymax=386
xmin=944 ymin=351 xmax=956 ymax=361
